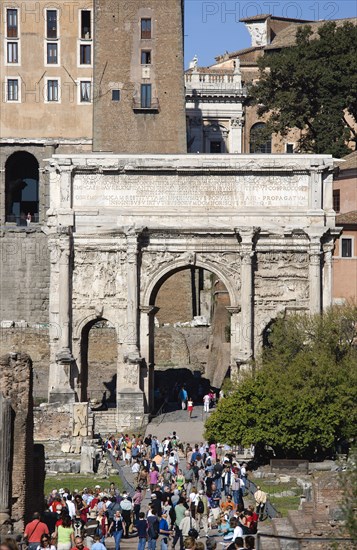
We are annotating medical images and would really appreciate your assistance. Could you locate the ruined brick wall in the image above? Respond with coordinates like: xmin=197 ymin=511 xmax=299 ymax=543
xmin=0 ymin=353 xmax=36 ymax=528
xmin=0 ymin=230 xmax=50 ymax=324
xmin=33 ymin=405 xmax=71 ymax=442
xmin=0 ymin=329 xmax=50 ymax=401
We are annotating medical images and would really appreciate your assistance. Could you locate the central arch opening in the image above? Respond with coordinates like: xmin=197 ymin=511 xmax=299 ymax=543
xmin=149 ymin=266 xmax=231 ymax=411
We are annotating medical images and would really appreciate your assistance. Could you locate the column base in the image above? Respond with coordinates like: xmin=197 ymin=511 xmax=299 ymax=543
xmin=117 ymin=388 xmax=145 ymax=431
xmin=49 ymin=387 xmax=76 ymax=405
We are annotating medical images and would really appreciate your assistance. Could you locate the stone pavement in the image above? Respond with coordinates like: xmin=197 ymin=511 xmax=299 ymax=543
xmin=145 ymin=405 xmax=212 ymax=444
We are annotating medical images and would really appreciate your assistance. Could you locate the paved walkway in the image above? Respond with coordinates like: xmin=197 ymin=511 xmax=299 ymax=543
xmin=145 ymin=405 xmax=212 ymax=444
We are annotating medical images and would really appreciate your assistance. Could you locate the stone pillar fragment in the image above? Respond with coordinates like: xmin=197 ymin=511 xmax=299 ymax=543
xmin=0 ymin=394 xmax=11 ymax=531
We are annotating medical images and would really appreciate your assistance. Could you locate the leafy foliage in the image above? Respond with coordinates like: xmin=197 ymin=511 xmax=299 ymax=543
xmin=204 ymin=305 xmax=357 ymax=459
xmin=250 ymin=22 xmax=357 ymax=157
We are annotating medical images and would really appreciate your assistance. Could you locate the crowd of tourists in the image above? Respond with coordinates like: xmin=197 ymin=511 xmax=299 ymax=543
xmin=6 ymin=431 xmax=267 ymax=550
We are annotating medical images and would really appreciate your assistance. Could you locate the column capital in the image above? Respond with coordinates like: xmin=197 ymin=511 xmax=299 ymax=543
xmin=235 ymin=226 xmax=260 ymax=243
xmin=140 ymin=305 xmax=159 ymax=315
xmin=226 ymin=306 xmax=241 ymax=314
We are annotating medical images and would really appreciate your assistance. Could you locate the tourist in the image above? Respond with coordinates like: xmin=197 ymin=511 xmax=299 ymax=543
xmin=24 ymin=512 xmax=50 ymax=550
xmin=147 ymin=509 xmax=160 ymax=550
xmin=37 ymin=534 xmax=56 ymax=550
xmin=172 ymin=497 xmax=186 ymax=549
xmin=225 ymin=537 xmax=245 ymax=550
xmin=244 ymin=536 xmax=255 ymax=549
xmin=208 ymin=482 xmax=221 ymax=526
xmin=158 ymin=511 xmax=172 ymax=550
xmin=183 ymin=537 xmax=197 ymax=549
xmin=71 ymin=536 xmax=89 ymax=550
xmin=187 ymin=398 xmax=194 ymax=419
xmin=55 ymin=515 xmax=74 ymax=550
xmin=135 ymin=511 xmax=148 ymax=550
xmin=89 ymin=535 xmax=105 ymax=550
xmin=0 ymin=539 xmax=19 ymax=550
xmin=254 ymin=486 xmax=267 ymax=520
xmin=178 ymin=510 xmax=198 ymax=538
xmin=203 ymin=393 xmax=210 ymax=413
xmin=196 ymin=489 xmax=209 ymax=537
xmin=107 ymin=510 xmax=124 ymax=550
xmin=119 ymin=492 xmax=133 ymax=537
xmin=133 ymin=487 xmax=143 ymax=521
xmin=149 ymin=466 xmax=160 ymax=492
xmin=231 ymin=474 xmax=244 ymax=507
xmin=178 ymin=387 xmax=188 ymax=410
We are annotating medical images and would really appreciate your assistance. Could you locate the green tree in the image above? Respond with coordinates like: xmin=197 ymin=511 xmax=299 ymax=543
xmin=250 ymin=22 xmax=357 ymax=157
xmin=204 ymin=305 xmax=357 ymax=459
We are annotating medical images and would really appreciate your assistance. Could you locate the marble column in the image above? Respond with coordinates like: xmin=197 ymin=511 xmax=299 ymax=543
xmin=226 ymin=306 xmax=241 ymax=380
xmin=309 ymin=239 xmax=322 ymax=314
xmin=117 ymin=229 xmax=144 ymax=430
xmin=139 ymin=305 xmax=157 ymax=411
xmin=49 ymin=230 xmax=75 ymax=403
xmin=240 ymin=250 xmax=254 ymax=359
xmin=0 ymin=394 xmax=11 ymax=530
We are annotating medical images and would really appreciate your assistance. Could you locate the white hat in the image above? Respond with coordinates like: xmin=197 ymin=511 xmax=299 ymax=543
xmin=59 ymin=488 xmax=65 ymax=494
xmin=95 ymin=485 xmax=101 ymax=489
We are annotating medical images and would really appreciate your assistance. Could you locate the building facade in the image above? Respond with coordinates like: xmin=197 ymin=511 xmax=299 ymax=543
xmin=333 ymin=152 xmax=357 ymax=303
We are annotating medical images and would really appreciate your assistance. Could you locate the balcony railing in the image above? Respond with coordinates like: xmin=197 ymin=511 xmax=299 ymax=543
xmin=185 ymin=72 xmax=247 ymax=97
xmin=133 ymin=98 xmax=160 ymax=112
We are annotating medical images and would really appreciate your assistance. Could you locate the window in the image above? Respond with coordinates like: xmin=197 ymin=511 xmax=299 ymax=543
xmin=80 ymin=44 xmax=91 ymax=64
xmin=81 ymin=11 xmax=91 ymax=39
xmin=112 ymin=89 xmax=120 ymax=101
xmin=341 ymin=238 xmax=352 ymax=258
xmin=249 ymin=123 xmax=272 ymax=154
xmin=7 ymin=79 xmax=19 ymax=101
xmin=333 ymin=190 xmax=340 ymax=213
xmin=286 ymin=143 xmax=294 ymax=153
xmin=47 ymin=43 xmax=58 ymax=64
xmin=141 ymin=84 xmax=152 ymax=108
xmin=141 ymin=18 xmax=151 ymax=39
xmin=47 ymin=10 xmax=57 ymax=39
xmin=210 ymin=141 xmax=222 ymax=154
xmin=141 ymin=50 xmax=151 ymax=64
xmin=7 ymin=42 xmax=18 ymax=63
xmin=47 ymin=79 xmax=59 ymax=101
xmin=7 ymin=9 xmax=18 ymax=37
xmin=80 ymin=81 xmax=91 ymax=102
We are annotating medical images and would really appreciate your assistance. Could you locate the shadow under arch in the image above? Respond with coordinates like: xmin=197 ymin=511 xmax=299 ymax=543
xmin=79 ymin=316 xmax=117 ymax=404
xmin=142 ymin=259 xmax=238 ymax=308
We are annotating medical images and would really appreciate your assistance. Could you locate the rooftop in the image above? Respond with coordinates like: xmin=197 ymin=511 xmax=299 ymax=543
xmin=265 ymin=17 xmax=357 ymax=50
xmin=336 ymin=210 xmax=357 ymax=225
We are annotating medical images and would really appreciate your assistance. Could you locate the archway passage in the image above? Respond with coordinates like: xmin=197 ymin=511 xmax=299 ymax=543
xmin=249 ymin=122 xmax=272 ymax=154
xmin=5 ymin=151 xmax=39 ymax=224
xmin=80 ymin=319 xmax=117 ymax=406
xmin=150 ymin=266 xmax=231 ymax=411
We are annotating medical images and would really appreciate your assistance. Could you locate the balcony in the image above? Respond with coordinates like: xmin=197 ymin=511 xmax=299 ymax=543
xmin=132 ymin=98 xmax=160 ymax=112
xmin=185 ymin=71 xmax=247 ymax=100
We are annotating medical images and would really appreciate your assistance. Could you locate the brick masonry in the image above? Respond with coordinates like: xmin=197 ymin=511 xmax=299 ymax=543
xmin=0 ymin=353 xmax=41 ymax=529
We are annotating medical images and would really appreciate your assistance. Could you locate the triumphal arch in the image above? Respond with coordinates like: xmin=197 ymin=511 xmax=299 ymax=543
xmin=45 ymin=153 xmax=338 ymax=430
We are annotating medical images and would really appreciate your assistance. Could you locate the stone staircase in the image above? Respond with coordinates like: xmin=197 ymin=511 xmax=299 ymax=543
xmin=93 ymin=409 xmax=117 ymax=435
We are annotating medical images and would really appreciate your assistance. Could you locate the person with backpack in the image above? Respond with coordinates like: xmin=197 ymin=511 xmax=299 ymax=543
xmin=119 ymin=493 xmax=133 ymax=538
xmin=196 ymin=490 xmax=209 ymax=538
xmin=135 ymin=512 xmax=148 ymax=550
xmin=147 ymin=508 xmax=160 ymax=550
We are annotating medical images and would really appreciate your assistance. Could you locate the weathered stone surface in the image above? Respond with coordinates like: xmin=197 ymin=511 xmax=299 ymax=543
xmin=72 ymin=403 xmax=89 ymax=437
xmin=0 ymin=353 xmax=39 ymax=528
xmin=0 ymin=395 xmax=11 ymax=533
